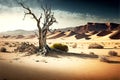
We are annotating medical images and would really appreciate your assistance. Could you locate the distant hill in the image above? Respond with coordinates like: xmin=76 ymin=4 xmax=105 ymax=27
xmin=54 ymin=22 xmax=120 ymax=39
xmin=0 ymin=22 xmax=120 ymax=39
xmin=0 ymin=29 xmax=37 ymax=36
xmin=57 ymin=22 xmax=120 ymax=33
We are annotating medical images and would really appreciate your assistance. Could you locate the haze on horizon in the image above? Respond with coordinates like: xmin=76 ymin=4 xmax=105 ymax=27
xmin=0 ymin=0 xmax=119 ymax=32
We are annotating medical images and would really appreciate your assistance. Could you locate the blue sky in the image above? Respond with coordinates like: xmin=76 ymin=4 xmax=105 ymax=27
xmin=0 ymin=0 xmax=119 ymax=32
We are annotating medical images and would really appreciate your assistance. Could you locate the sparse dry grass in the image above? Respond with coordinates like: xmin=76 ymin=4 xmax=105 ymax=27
xmin=108 ymin=51 xmax=118 ymax=56
xmin=99 ymin=56 xmax=110 ymax=62
xmin=0 ymin=47 xmax=7 ymax=52
xmin=51 ymin=43 xmax=68 ymax=52
xmin=88 ymin=43 xmax=104 ymax=49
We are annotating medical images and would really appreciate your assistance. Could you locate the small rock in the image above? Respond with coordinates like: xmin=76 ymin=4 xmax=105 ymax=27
xmin=13 ymin=58 xmax=20 ymax=60
xmin=9 ymin=60 xmax=13 ymax=63
xmin=35 ymin=60 xmax=39 ymax=62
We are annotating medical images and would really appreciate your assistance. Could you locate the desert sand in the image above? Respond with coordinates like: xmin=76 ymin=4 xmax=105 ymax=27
xmin=0 ymin=37 xmax=120 ymax=80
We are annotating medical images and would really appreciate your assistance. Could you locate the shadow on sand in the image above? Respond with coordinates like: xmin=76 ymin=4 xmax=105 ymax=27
xmin=46 ymin=49 xmax=98 ymax=59
xmin=107 ymin=60 xmax=120 ymax=64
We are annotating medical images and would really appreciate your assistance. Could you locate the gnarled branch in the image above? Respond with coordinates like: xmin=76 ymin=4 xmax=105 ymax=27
xmin=41 ymin=5 xmax=57 ymax=31
xmin=18 ymin=1 xmax=57 ymax=54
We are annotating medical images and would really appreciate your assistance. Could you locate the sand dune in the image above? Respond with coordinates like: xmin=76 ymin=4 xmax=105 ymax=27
xmin=25 ymin=35 xmax=36 ymax=39
xmin=64 ymin=31 xmax=76 ymax=37
xmin=47 ymin=31 xmax=65 ymax=39
xmin=97 ymin=30 xmax=112 ymax=36
xmin=0 ymin=22 xmax=120 ymax=40
xmin=110 ymin=30 xmax=120 ymax=39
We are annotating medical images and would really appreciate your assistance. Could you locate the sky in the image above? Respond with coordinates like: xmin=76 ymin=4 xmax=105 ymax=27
xmin=0 ymin=0 xmax=120 ymax=32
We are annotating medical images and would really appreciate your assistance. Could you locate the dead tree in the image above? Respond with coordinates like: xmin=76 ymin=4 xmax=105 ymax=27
xmin=18 ymin=2 xmax=57 ymax=55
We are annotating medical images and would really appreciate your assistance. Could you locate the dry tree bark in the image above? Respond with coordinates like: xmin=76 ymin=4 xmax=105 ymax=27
xmin=18 ymin=2 xmax=57 ymax=55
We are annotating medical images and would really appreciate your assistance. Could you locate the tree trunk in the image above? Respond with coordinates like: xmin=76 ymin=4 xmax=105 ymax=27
xmin=38 ymin=29 xmax=51 ymax=55
xmin=18 ymin=2 xmax=56 ymax=55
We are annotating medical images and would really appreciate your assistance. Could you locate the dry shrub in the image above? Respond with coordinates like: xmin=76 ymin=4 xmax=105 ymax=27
xmin=114 ymin=46 xmax=117 ymax=48
xmin=99 ymin=56 xmax=109 ymax=62
xmin=4 ymin=42 xmax=9 ymax=45
xmin=0 ymin=47 xmax=7 ymax=52
xmin=9 ymin=44 xmax=12 ymax=47
xmin=108 ymin=51 xmax=118 ymax=56
xmin=14 ymin=42 xmax=38 ymax=54
xmin=85 ymin=37 xmax=91 ymax=40
xmin=51 ymin=43 xmax=68 ymax=52
xmin=2 ymin=35 xmax=10 ymax=38
xmin=88 ymin=43 xmax=104 ymax=49
xmin=12 ymin=44 xmax=17 ymax=47
xmin=89 ymin=52 xmax=95 ymax=55
xmin=16 ymin=35 xmax=25 ymax=39
xmin=9 ymin=43 xmax=16 ymax=47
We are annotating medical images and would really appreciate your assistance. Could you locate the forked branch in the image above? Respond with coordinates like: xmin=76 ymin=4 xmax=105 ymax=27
xmin=18 ymin=1 xmax=57 ymax=54
xmin=41 ymin=5 xmax=57 ymax=31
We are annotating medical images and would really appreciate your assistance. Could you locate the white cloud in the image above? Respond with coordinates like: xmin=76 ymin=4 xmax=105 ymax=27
xmin=0 ymin=5 xmax=119 ymax=32
xmin=52 ymin=10 xmax=119 ymax=29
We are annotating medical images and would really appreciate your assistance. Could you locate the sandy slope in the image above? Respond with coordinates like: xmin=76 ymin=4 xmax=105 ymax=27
xmin=0 ymin=53 xmax=120 ymax=80
xmin=0 ymin=38 xmax=120 ymax=80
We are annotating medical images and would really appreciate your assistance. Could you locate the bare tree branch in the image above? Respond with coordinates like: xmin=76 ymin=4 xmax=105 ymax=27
xmin=41 ymin=5 xmax=57 ymax=31
xmin=18 ymin=2 xmax=38 ymax=22
xmin=38 ymin=13 xmax=42 ymax=21
xmin=23 ymin=12 xmax=29 ymax=20
xmin=48 ymin=29 xmax=56 ymax=33
xmin=34 ymin=31 xmax=38 ymax=37
xmin=18 ymin=1 xmax=57 ymax=54
xmin=18 ymin=2 xmax=43 ymax=31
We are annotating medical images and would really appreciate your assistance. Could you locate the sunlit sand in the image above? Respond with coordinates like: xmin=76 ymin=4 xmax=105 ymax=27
xmin=0 ymin=37 xmax=120 ymax=80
